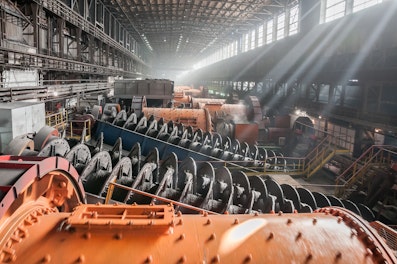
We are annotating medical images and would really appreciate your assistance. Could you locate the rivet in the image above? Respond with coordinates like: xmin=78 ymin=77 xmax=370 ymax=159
xmin=133 ymin=202 xmax=137 ymax=206
xmin=211 ymin=254 xmax=220 ymax=263
xmin=366 ymin=236 xmax=374 ymax=245
xmin=335 ymin=251 xmax=342 ymax=260
xmin=177 ymin=211 xmax=183 ymax=217
xmin=254 ymin=212 xmax=259 ymax=216
xmin=209 ymin=233 xmax=216 ymax=241
xmin=305 ymin=253 xmax=313 ymax=263
xmin=244 ymin=254 xmax=252 ymax=263
xmin=77 ymin=255 xmax=85 ymax=263
xmin=287 ymin=219 xmax=293 ymax=225
xmin=95 ymin=202 xmax=100 ymax=206
xmin=296 ymin=232 xmax=302 ymax=240
xmin=10 ymin=235 xmax=21 ymax=243
xmin=278 ymin=211 xmax=283 ymax=216
xmin=114 ymin=233 xmax=123 ymax=240
xmin=145 ymin=255 xmax=153 ymax=263
xmin=167 ymin=203 xmax=172 ymax=207
xmin=374 ymin=247 xmax=382 ymax=255
xmin=178 ymin=219 xmax=183 ymax=225
xmin=41 ymin=254 xmax=51 ymax=263
xmin=267 ymin=232 xmax=274 ymax=241
xmin=312 ymin=218 xmax=317 ymax=225
xmin=150 ymin=202 xmax=154 ymax=206
xmin=224 ymin=211 xmax=229 ymax=215
xmin=233 ymin=219 xmax=239 ymax=225
xmin=203 ymin=211 xmax=208 ymax=217
xmin=206 ymin=219 xmax=212 ymax=225
xmin=178 ymin=255 xmax=187 ymax=263
xmin=83 ymin=232 xmax=91 ymax=239
xmin=337 ymin=217 xmax=343 ymax=223
xmin=179 ymin=234 xmax=185 ymax=240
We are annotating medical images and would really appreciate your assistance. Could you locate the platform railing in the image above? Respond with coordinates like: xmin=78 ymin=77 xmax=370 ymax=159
xmin=46 ymin=111 xmax=68 ymax=130
xmin=66 ymin=119 xmax=92 ymax=142
xmin=335 ymin=145 xmax=397 ymax=197
xmin=0 ymin=77 xmax=113 ymax=102
xmin=0 ymin=47 xmax=139 ymax=78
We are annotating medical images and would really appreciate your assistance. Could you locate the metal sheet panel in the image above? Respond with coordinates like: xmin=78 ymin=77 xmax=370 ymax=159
xmin=0 ymin=102 xmax=45 ymax=152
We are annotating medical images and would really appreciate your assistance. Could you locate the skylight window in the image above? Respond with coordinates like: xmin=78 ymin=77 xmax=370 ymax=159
xmin=266 ymin=19 xmax=274 ymax=44
xmin=325 ymin=0 xmax=346 ymax=22
xmin=353 ymin=0 xmax=383 ymax=13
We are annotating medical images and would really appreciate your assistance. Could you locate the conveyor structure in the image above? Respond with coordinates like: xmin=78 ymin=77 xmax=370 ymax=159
xmin=96 ymin=111 xmax=285 ymax=171
xmin=4 ymin=126 xmax=379 ymax=220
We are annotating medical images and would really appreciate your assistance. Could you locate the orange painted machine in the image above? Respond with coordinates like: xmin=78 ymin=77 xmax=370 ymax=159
xmin=0 ymin=155 xmax=396 ymax=264
xmin=143 ymin=107 xmax=213 ymax=132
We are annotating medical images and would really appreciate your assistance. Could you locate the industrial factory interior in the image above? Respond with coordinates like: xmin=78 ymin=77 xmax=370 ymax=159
xmin=0 ymin=0 xmax=396 ymax=262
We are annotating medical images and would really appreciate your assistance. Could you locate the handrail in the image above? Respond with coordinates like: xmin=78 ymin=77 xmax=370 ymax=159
xmin=67 ymin=119 xmax=91 ymax=141
xmin=336 ymin=145 xmax=396 ymax=184
xmin=0 ymin=79 xmax=113 ymax=102
xmin=0 ymin=47 xmax=144 ymax=78
xmin=335 ymin=145 xmax=397 ymax=197
xmin=46 ymin=111 xmax=68 ymax=130
xmin=105 ymin=181 xmax=220 ymax=215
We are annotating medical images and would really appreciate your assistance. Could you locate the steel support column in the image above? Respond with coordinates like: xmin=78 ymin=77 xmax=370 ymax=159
xmin=31 ymin=3 xmax=40 ymax=51
xmin=76 ymin=27 xmax=82 ymax=61
xmin=57 ymin=17 xmax=65 ymax=58
xmin=105 ymin=44 xmax=109 ymax=66
xmin=98 ymin=40 xmax=102 ymax=65
xmin=0 ymin=6 xmax=5 ymax=45
xmin=89 ymin=35 xmax=94 ymax=64
xmin=47 ymin=16 xmax=53 ymax=56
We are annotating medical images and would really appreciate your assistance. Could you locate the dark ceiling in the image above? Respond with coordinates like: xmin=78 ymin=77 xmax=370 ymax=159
xmin=102 ymin=0 xmax=298 ymax=72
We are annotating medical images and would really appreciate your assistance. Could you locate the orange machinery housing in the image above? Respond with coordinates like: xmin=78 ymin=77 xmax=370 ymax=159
xmin=0 ymin=155 xmax=396 ymax=264
xmin=143 ymin=107 xmax=213 ymax=132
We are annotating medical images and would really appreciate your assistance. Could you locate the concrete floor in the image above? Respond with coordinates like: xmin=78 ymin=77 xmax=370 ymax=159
xmin=294 ymin=169 xmax=338 ymax=196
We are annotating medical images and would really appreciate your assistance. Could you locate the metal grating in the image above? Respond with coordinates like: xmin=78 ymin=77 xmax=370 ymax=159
xmin=370 ymin=221 xmax=397 ymax=253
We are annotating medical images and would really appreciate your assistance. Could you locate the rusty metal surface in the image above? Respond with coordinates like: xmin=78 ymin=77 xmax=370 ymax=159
xmin=0 ymin=204 xmax=396 ymax=264
xmin=3 ymin=135 xmax=35 ymax=156
xmin=234 ymin=123 xmax=259 ymax=145
xmin=191 ymin=98 xmax=226 ymax=108
xmin=143 ymin=107 xmax=212 ymax=132
xmin=33 ymin=126 xmax=60 ymax=151
xmin=0 ymin=156 xmax=85 ymax=222
xmin=0 ymin=154 xmax=395 ymax=263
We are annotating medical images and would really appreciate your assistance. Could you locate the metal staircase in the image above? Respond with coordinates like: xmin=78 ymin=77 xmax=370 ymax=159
xmin=335 ymin=145 xmax=397 ymax=198
xmin=302 ymin=135 xmax=349 ymax=179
